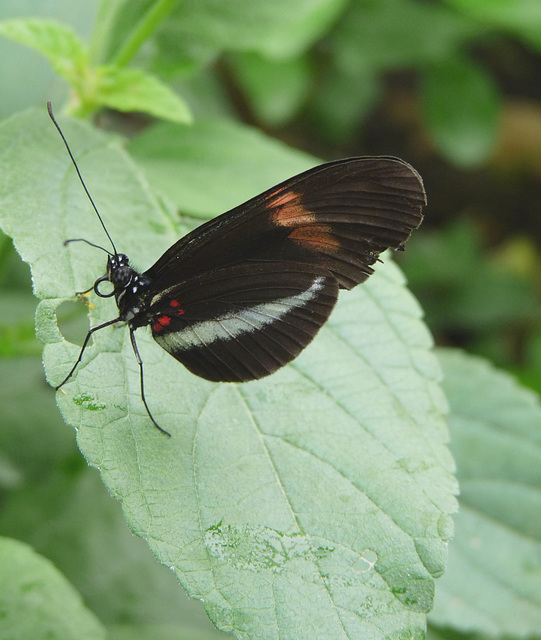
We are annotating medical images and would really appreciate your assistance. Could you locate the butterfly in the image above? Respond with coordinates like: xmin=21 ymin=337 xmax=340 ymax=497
xmin=48 ymin=103 xmax=426 ymax=436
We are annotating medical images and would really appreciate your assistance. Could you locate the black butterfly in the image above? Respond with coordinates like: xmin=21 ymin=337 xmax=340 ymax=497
xmin=48 ymin=103 xmax=426 ymax=436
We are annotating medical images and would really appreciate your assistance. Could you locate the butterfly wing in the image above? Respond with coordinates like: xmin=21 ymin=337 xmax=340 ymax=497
xmin=142 ymin=156 xmax=425 ymax=382
xmin=149 ymin=261 xmax=338 ymax=382
xmin=144 ymin=156 xmax=426 ymax=291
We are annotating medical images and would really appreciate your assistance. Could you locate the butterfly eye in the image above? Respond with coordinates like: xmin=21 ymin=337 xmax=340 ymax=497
xmin=111 ymin=265 xmax=133 ymax=287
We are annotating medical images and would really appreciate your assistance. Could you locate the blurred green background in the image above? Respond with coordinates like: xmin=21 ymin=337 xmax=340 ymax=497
xmin=0 ymin=0 xmax=540 ymax=639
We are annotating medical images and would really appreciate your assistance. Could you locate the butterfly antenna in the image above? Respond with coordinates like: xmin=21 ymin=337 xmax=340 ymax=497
xmin=63 ymin=238 xmax=112 ymax=255
xmin=47 ymin=101 xmax=118 ymax=256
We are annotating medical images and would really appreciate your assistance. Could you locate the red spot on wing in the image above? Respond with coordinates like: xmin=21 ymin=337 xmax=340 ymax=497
xmin=169 ymin=299 xmax=185 ymax=315
xmin=153 ymin=315 xmax=171 ymax=332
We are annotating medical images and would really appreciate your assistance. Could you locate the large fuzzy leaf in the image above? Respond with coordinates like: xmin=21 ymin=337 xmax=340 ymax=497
xmin=430 ymin=350 xmax=541 ymax=637
xmin=0 ymin=536 xmax=105 ymax=640
xmin=0 ymin=107 xmax=456 ymax=640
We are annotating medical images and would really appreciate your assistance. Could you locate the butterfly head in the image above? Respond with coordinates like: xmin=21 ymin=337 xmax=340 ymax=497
xmin=91 ymin=254 xmax=135 ymax=296
xmin=98 ymin=253 xmax=149 ymax=321
xmin=107 ymin=253 xmax=132 ymax=287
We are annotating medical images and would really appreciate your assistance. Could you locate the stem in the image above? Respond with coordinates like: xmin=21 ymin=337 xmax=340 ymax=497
xmin=113 ymin=0 xmax=182 ymax=68
xmin=89 ymin=1 xmax=122 ymax=64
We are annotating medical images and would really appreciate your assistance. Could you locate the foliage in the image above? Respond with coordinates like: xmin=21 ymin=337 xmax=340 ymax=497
xmin=0 ymin=537 xmax=105 ymax=640
xmin=0 ymin=107 xmax=454 ymax=639
xmin=0 ymin=0 xmax=540 ymax=639
xmin=430 ymin=349 xmax=541 ymax=637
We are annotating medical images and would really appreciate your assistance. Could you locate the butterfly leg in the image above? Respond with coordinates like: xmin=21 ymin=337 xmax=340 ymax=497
xmin=129 ymin=328 xmax=172 ymax=437
xmin=56 ymin=317 xmax=121 ymax=390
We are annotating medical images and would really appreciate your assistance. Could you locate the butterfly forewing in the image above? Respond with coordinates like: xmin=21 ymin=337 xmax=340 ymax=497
xmin=149 ymin=261 xmax=338 ymax=382
xmin=144 ymin=156 xmax=425 ymax=292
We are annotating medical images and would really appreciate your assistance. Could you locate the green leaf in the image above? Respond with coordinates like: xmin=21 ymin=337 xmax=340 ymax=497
xmin=0 ymin=356 xmax=73 ymax=487
xmin=431 ymin=350 xmax=541 ymax=636
xmin=0 ymin=107 xmax=456 ymax=639
xmin=0 ymin=466 xmax=228 ymax=636
xmin=228 ymin=52 xmax=312 ymax=126
xmin=128 ymin=118 xmax=316 ymax=218
xmin=96 ymin=65 xmax=192 ymax=123
xmin=425 ymin=627 xmax=454 ymax=640
xmin=91 ymin=0 xmax=176 ymax=64
xmin=0 ymin=291 xmax=40 ymax=357
xmin=89 ymin=0 xmax=129 ymax=63
xmin=400 ymin=221 xmax=541 ymax=333
xmin=328 ymin=0 xmax=479 ymax=74
xmin=172 ymin=70 xmax=235 ymax=120
xmin=0 ymin=536 xmax=105 ymax=640
xmin=0 ymin=16 xmax=191 ymax=123
xmin=108 ymin=624 xmax=230 ymax=640
xmin=107 ymin=0 xmax=181 ymax=67
xmin=445 ymin=0 xmax=541 ymax=31
xmin=310 ymin=68 xmax=379 ymax=144
xmin=444 ymin=0 xmax=541 ymax=51
xmin=156 ymin=0 xmax=349 ymax=63
xmin=421 ymin=57 xmax=500 ymax=167
xmin=0 ymin=18 xmax=88 ymax=82
xmin=312 ymin=0 xmax=479 ymax=143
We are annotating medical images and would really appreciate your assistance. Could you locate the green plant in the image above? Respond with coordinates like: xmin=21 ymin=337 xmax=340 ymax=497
xmin=0 ymin=1 xmax=540 ymax=639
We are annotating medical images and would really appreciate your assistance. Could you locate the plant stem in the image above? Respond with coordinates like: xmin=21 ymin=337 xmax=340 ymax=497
xmin=89 ymin=2 xmax=122 ymax=64
xmin=113 ymin=0 xmax=182 ymax=68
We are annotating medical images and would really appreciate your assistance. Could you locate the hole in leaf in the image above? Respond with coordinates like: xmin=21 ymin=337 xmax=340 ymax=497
xmin=56 ymin=300 xmax=89 ymax=346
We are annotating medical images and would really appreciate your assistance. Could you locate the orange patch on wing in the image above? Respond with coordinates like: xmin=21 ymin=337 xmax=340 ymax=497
xmin=288 ymin=225 xmax=340 ymax=253
xmin=267 ymin=188 xmax=298 ymax=207
xmin=269 ymin=190 xmax=316 ymax=228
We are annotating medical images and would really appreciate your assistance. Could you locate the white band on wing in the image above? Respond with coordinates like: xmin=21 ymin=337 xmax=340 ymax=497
xmin=156 ymin=276 xmax=325 ymax=350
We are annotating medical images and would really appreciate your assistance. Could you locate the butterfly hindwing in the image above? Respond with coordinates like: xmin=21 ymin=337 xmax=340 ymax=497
xmin=149 ymin=261 xmax=339 ymax=382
